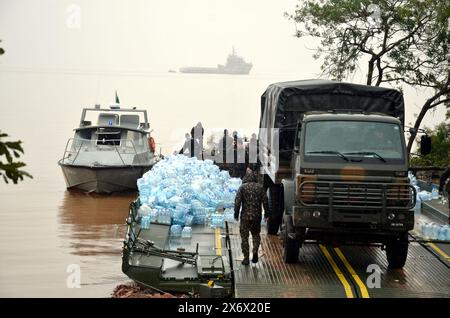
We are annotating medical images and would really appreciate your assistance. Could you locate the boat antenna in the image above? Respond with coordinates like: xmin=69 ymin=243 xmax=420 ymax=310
xmin=115 ymin=90 xmax=120 ymax=104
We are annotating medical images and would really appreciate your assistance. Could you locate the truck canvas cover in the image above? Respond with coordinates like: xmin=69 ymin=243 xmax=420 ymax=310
xmin=259 ymin=79 xmax=405 ymax=163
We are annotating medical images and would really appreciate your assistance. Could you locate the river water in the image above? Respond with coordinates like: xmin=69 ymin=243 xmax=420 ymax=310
xmin=0 ymin=71 xmax=445 ymax=297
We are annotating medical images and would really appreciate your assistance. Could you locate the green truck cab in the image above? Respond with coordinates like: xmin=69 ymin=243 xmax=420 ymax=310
xmin=258 ymin=80 xmax=416 ymax=268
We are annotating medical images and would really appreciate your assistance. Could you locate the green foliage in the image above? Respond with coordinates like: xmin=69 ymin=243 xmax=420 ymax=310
xmin=287 ymin=0 xmax=450 ymax=154
xmin=410 ymin=122 xmax=450 ymax=167
xmin=0 ymin=131 xmax=32 ymax=184
xmin=287 ymin=0 xmax=449 ymax=89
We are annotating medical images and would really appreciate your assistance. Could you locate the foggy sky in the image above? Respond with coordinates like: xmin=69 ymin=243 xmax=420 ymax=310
xmin=0 ymin=0 xmax=446 ymax=131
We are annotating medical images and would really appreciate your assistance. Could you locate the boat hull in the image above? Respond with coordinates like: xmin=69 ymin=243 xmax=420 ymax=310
xmin=59 ymin=162 xmax=152 ymax=193
xmin=179 ymin=66 xmax=252 ymax=75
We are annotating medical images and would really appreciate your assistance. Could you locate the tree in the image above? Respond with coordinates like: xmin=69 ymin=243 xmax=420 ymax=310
xmin=0 ymin=131 xmax=33 ymax=184
xmin=286 ymin=0 xmax=450 ymax=154
xmin=0 ymin=42 xmax=32 ymax=184
xmin=410 ymin=122 xmax=450 ymax=167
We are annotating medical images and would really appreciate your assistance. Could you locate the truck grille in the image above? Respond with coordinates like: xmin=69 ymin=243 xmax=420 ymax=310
xmin=298 ymin=181 xmax=416 ymax=210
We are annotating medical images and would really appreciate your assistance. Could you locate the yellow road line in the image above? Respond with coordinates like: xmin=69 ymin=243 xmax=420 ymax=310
xmin=428 ymin=243 xmax=450 ymax=261
xmin=334 ymin=248 xmax=370 ymax=298
xmin=319 ymin=245 xmax=354 ymax=298
xmin=215 ymin=228 xmax=222 ymax=256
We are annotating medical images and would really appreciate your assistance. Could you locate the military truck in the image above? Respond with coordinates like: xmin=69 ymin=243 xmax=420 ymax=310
xmin=258 ymin=80 xmax=417 ymax=268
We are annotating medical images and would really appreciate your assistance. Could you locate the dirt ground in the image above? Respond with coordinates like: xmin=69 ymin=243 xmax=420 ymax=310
xmin=112 ymin=282 xmax=192 ymax=298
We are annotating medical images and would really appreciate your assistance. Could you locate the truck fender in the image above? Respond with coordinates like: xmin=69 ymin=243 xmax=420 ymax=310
xmin=281 ymin=178 xmax=295 ymax=216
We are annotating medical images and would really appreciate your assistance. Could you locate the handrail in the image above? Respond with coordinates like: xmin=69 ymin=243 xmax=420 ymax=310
xmin=113 ymin=144 xmax=126 ymax=165
xmin=71 ymin=139 xmax=85 ymax=165
xmin=128 ymin=139 xmax=143 ymax=165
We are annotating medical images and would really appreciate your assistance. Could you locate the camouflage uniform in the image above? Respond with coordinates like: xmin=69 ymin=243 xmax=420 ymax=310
xmin=234 ymin=171 xmax=270 ymax=261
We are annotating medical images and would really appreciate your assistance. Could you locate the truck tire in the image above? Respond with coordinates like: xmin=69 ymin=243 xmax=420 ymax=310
xmin=282 ymin=214 xmax=300 ymax=263
xmin=267 ymin=184 xmax=284 ymax=235
xmin=386 ymin=232 xmax=409 ymax=269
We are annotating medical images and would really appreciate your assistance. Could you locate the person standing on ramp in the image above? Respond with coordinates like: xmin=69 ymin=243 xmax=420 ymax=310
xmin=234 ymin=170 xmax=270 ymax=265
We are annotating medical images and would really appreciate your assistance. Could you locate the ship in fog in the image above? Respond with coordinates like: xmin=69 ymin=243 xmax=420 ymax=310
xmin=179 ymin=47 xmax=252 ymax=75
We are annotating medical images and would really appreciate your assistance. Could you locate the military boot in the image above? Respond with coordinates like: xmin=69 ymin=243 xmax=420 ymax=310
xmin=252 ymin=253 xmax=259 ymax=263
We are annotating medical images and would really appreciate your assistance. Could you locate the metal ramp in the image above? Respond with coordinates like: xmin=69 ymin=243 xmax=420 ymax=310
xmin=229 ymin=223 xmax=450 ymax=298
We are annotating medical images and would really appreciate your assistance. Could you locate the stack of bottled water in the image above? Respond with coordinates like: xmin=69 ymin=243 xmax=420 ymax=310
xmin=418 ymin=191 xmax=433 ymax=201
xmin=418 ymin=221 xmax=450 ymax=241
xmin=223 ymin=208 xmax=236 ymax=223
xmin=210 ymin=213 xmax=225 ymax=228
xmin=408 ymin=171 xmax=417 ymax=186
xmin=409 ymin=171 xmax=423 ymax=215
xmin=408 ymin=171 xmax=440 ymax=203
xmin=157 ymin=209 xmax=172 ymax=225
xmin=137 ymin=155 xmax=242 ymax=236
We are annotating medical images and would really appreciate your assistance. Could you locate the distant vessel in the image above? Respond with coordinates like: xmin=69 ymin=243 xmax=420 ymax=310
xmin=179 ymin=47 xmax=252 ymax=75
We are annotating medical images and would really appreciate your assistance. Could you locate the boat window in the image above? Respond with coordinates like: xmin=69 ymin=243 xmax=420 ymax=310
xmin=97 ymin=113 xmax=119 ymax=126
xmin=96 ymin=129 xmax=121 ymax=146
xmin=120 ymin=115 xmax=140 ymax=129
xmin=126 ymin=131 xmax=144 ymax=148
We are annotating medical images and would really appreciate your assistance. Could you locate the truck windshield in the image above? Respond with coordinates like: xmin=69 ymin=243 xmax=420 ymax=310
xmin=304 ymin=121 xmax=404 ymax=161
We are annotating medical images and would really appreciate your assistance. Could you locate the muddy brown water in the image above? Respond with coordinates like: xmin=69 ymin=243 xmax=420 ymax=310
xmin=0 ymin=185 xmax=133 ymax=297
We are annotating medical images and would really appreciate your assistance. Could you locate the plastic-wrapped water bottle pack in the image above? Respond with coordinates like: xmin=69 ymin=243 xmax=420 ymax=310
xmin=418 ymin=221 xmax=450 ymax=241
xmin=223 ymin=208 xmax=237 ymax=223
xmin=136 ymin=155 xmax=242 ymax=235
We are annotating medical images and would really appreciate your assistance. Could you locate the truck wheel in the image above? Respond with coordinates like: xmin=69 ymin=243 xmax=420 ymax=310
xmin=267 ymin=184 xmax=284 ymax=235
xmin=386 ymin=233 xmax=409 ymax=269
xmin=282 ymin=214 xmax=300 ymax=263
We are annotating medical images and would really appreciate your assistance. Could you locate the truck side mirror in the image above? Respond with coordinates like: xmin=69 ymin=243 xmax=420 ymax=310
xmin=420 ymin=135 xmax=432 ymax=156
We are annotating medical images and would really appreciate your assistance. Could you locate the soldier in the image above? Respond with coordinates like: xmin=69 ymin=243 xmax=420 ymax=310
xmin=438 ymin=166 xmax=450 ymax=224
xmin=234 ymin=170 xmax=270 ymax=265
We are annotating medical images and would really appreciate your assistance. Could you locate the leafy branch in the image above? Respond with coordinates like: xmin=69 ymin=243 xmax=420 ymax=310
xmin=0 ymin=131 xmax=33 ymax=184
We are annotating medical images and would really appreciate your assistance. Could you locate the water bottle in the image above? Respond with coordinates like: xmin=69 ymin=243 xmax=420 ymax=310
xmin=141 ymin=215 xmax=150 ymax=230
xmin=170 ymin=225 xmax=182 ymax=237
xmin=431 ymin=186 xmax=439 ymax=200
xmin=181 ymin=226 xmax=192 ymax=239
xmin=164 ymin=210 xmax=172 ymax=225
xmin=413 ymin=195 xmax=421 ymax=215
xmin=430 ymin=223 xmax=440 ymax=240
xmin=421 ymin=222 xmax=430 ymax=238
xmin=140 ymin=188 xmax=150 ymax=204
xmin=149 ymin=210 xmax=158 ymax=223
xmin=185 ymin=214 xmax=194 ymax=226
xmin=437 ymin=225 xmax=447 ymax=241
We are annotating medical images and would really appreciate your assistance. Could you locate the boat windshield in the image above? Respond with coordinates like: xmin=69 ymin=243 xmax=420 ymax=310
xmin=303 ymin=120 xmax=404 ymax=162
xmin=81 ymin=108 xmax=148 ymax=130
